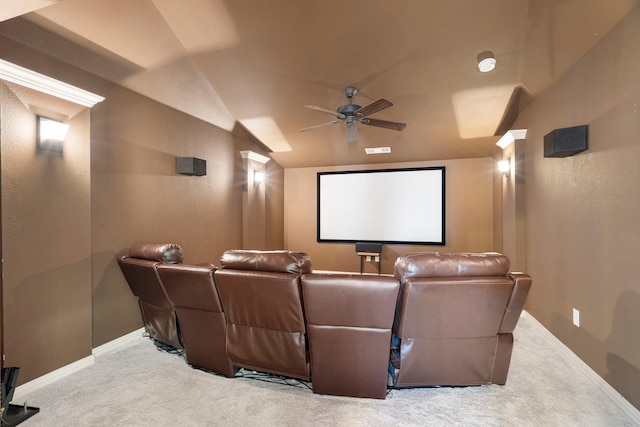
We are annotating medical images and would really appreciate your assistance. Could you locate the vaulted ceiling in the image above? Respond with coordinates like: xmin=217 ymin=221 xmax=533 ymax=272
xmin=1 ymin=0 xmax=638 ymax=168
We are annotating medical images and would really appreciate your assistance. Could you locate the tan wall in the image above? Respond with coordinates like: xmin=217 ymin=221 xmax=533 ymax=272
xmin=0 ymin=38 xmax=282 ymax=383
xmin=284 ymin=158 xmax=496 ymax=274
xmin=1 ymin=81 xmax=92 ymax=383
xmin=89 ymin=83 xmax=266 ymax=347
xmin=513 ymin=6 xmax=640 ymax=409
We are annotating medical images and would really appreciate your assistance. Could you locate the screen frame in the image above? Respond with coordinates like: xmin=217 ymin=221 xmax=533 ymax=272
xmin=316 ymin=166 xmax=446 ymax=245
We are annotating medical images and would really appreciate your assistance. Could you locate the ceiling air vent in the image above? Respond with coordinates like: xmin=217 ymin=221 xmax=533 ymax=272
xmin=365 ymin=147 xmax=391 ymax=155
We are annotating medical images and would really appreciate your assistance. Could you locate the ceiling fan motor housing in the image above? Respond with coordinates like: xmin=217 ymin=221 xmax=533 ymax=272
xmin=337 ymin=103 xmax=362 ymax=117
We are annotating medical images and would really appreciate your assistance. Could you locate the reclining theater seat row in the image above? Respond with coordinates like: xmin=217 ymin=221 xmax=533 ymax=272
xmin=117 ymin=243 xmax=184 ymax=350
xmin=156 ymin=263 xmax=235 ymax=377
xmin=118 ymin=243 xmax=235 ymax=377
xmin=301 ymin=273 xmax=400 ymax=399
xmin=214 ymin=250 xmax=313 ymax=380
xmin=391 ymin=252 xmax=532 ymax=387
xmin=118 ymin=245 xmax=532 ymax=399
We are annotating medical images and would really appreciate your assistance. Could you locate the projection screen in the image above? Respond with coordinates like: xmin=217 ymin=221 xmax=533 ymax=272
xmin=317 ymin=167 xmax=445 ymax=245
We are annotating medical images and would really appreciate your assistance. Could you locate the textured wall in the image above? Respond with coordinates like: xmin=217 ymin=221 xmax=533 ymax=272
xmin=89 ymin=83 xmax=253 ymax=347
xmin=0 ymin=39 xmax=282 ymax=380
xmin=1 ymin=82 xmax=92 ymax=383
xmin=514 ymin=6 xmax=640 ymax=410
xmin=284 ymin=158 xmax=495 ymax=274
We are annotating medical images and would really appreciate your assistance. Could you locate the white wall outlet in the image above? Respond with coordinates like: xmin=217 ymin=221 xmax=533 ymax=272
xmin=573 ymin=308 xmax=580 ymax=327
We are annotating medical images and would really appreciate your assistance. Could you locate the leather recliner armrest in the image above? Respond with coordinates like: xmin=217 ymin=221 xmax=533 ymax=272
xmin=499 ymin=272 xmax=532 ymax=333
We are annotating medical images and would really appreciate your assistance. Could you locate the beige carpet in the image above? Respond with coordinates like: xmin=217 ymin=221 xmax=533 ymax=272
xmin=13 ymin=312 xmax=639 ymax=426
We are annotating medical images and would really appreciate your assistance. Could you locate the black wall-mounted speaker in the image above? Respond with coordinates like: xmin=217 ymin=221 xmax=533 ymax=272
xmin=544 ymin=125 xmax=588 ymax=158
xmin=177 ymin=157 xmax=206 ymax=176
xmin=355 ymin=242 xmax=382 ymax=254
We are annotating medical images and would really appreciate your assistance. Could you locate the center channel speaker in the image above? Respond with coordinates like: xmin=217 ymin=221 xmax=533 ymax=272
xmin=177 ymin=157 xmax=206 ymax=176
xmin=355 ymin=242 xmax=382 ymax=254
xmin=544 ymin=125 xmax=588 ymax=158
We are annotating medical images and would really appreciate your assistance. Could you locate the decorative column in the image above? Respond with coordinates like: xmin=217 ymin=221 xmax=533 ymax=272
xmin=240 ymin=150 xmax=270 ymax=249
xmin=497 ymin=129 xmax=527 ymax=272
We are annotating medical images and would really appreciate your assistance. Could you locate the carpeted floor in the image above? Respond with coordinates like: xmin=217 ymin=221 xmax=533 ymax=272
xmin=12 ymin=312 xmax=639 ymax=426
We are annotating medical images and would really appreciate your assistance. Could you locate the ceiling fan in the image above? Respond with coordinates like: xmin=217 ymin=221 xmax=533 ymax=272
xmin=299 ymin=86 xmax=406 ymax=142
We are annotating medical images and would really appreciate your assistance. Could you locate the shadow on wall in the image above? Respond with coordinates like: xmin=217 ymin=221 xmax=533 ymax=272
xmin=91 ymin=249 xmax=142 ymax=347
xmin=549 ymin=290 xmax=640 ymax=411
xmin=90 ymin=137 xmax=178 ymax=176
xmin=604 ymin=290 xmax=640 ymax=410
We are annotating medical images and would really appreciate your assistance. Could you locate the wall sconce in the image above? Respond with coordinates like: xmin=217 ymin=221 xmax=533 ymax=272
xmin=240 ymin=150 xmax=270 ymax=191
xmin=498 ymin=159 xmax=511 ymax=177
xmin=37 ymin=116 xmax=69 ymax=153
xmin=254 ymin=170 xmax=265 ymax=185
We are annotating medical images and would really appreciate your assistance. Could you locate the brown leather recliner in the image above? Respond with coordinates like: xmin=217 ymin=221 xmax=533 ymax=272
xmin=117 ymin=243 xmax=184 ymax=350
xmin=155 ymin=263 xmax=235 ymax=377
xmin=301 ymin=273 xmax=400 ymax=399
xmin=390 ymin=252 xmax=531 ymax=387
xmin=214 ymin=250 xmax=313 ymax=380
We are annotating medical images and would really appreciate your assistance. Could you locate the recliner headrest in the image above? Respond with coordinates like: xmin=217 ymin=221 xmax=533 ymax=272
xmin=220 ymin=250 xmax=312 ymax=274
xmin=394 ymin=252 xmax=509 ymax=279
xmin=127 ymin=243 xmax=184 ymax=264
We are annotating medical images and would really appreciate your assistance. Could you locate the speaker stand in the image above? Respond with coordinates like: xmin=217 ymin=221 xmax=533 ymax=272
xmin=2 ymin=403 xmax=40 ymax=426
xmin=357 ymin=252 xmax=381 ymax=275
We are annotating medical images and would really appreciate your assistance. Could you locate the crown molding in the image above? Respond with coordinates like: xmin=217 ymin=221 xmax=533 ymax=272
xmin=0 ymin=59 xmax=104 ymax=107
xmin=240 ymin=150 xmax=270 ymax=164
xmin=496 ymin=129 xmax=527 ymax=149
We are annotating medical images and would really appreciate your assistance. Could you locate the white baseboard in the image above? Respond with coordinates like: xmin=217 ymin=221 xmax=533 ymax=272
xmin=11 ymin=327 xmax=145 ymax=402
xmin=92 ymin=327 xmax=145 ymax=358
xmin=522 ymin=311 xmax=640 ymax=423
xmin=12 ymin=355 xmax=95 ymax=403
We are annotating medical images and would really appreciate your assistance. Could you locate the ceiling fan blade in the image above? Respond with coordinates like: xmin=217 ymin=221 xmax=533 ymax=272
xmin=360 ymin=118 xmax=407 ymax=131
xmin=345 ymin=121 xmax=358 ymax=142
xmin=299 ymin=120 xmax=341 ymax=132
xmin=304 ymin=105 xmax=346 ymax=119
xmin=355 ymin=98 xmax=393 ymax=117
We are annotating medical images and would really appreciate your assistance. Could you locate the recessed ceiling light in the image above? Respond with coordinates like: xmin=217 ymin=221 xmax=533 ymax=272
xmin=477 ymin=51 xmax=496 ymax=73
xmin=365 ymin=147 xmax=391 ymax=154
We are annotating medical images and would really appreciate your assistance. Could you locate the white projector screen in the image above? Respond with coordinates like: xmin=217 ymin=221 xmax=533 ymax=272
xmin=317 ymin=167 xmax=445 ymax=245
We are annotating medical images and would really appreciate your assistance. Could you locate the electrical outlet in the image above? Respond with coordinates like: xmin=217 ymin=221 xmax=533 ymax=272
xmin=573 ymin=308 xmax=580 ymax=327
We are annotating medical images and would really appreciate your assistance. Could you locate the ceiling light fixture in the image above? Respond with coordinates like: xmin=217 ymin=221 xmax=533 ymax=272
xmin=477 ymin=51 xmax=496 ymax=73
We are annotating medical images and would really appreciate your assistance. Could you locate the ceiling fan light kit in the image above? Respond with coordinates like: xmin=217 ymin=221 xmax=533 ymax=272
xmin=299 ymin=86 xmax=406 ymax=142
